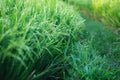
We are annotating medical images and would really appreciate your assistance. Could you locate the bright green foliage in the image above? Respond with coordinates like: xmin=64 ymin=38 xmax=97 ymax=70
xmin=93 ymin=0 xmax=120 ymax=27
xmin=0 ymin=0 xmax=84 ymax=79
xmin=0 ymin=0 xmax=114 ymax=80
xmin=65 ymin=0 xmax=120 ymax=28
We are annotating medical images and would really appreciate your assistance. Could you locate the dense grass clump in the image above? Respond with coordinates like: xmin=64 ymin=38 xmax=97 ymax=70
xmin=67 ymin=42 xmax=112 ymax=80
xmin=0 ymin=0 xmax=114 ymax=80
xmin=0 ymin=0 xmax=84 ymax=79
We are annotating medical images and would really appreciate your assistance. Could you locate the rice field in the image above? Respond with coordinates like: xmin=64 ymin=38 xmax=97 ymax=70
xmin=0 ymin=0 xmax=120 ymax=80
xmin=65 ymin=0 xmax=120 ymax=29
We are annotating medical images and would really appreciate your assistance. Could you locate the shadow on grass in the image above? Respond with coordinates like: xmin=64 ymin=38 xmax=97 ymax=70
xmin=80 ymin=13 xmax=120 ymax=79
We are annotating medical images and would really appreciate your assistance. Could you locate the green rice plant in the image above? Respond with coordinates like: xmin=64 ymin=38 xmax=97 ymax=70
xmin=64 ymin=0 xmax=120 ymax=28
xmin=0 ymin=0 xmax=84 ymax=79
xmin=92 ymin=0 xmax=120 ymax=28
xmin=0 ymin=0 xmax=117 ymax=79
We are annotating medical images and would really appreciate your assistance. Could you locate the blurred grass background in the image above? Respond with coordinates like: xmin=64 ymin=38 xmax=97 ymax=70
xmin=64 ymin=0 xmax=120 ymax=30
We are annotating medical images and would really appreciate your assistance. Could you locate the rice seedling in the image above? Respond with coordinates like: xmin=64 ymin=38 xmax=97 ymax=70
xmin=0 ymin=0 xmax=84 ymax=79
xmin=0 ymin=0 xmax=119 ymax=80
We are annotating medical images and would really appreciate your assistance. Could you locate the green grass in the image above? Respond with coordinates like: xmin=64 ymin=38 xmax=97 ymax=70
xmin=0 ymin=0 xmax=119 ymax=80
xmin=64 ymin=0 xmax=120 ymax=29
xmin=93 ymin=0 xmax=120 ymax=28
xmin=80 ymin=13 xmax=120 ymax=80
xmin=67 ymin=42 xmax=112 ymax=80
xmin=0 ymin=0 xmax=84 ymax=79
xmin=63 ymin=0 xmax=92 ymax=10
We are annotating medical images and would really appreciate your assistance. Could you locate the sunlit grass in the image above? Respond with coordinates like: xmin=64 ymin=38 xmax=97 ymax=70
xmin=92 ymin=0 xmax=120 ymax=28
xmin=0 ymin=0 xmax=117 ymax=80
xmin=0 ymin=0 xmax=84 ymax=79
xmin=65 ymin=0 xmax=120 ymax=28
